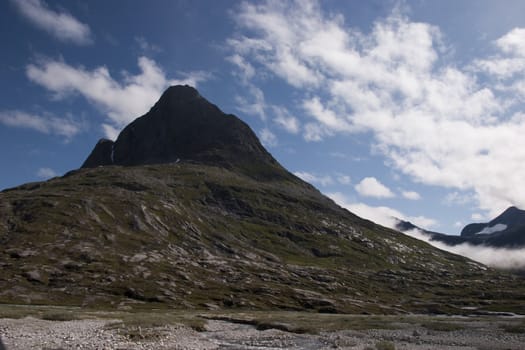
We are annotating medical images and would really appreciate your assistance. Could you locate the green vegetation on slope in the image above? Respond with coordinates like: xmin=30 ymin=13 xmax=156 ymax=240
xmin=0 ymin=163 xmax=524 ymax=313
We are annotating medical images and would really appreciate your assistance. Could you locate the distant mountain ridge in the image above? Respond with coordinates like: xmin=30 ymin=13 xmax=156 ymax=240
xmin=395 ymin=206 xmax=525 ymax=248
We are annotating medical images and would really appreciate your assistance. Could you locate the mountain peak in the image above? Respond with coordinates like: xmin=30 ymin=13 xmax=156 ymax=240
xmin=501 ymin=206 xmax=521 ymax=216
xmin=159 ymin=84 xmax=201 ymax=102
xmin=460 ymin=206 xmax=525 ymax=239
xmin=81 ymin=85 xmax=287 ymax=179
xmin=491 ymin=206 xmax=525 ymax=227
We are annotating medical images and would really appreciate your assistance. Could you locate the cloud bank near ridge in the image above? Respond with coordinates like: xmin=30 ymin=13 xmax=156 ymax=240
xmin=404 ymin=228 xmax=525 ymax=270
xmin=328 ymin=191 xmax=525 ymax=269
xmin=327 ymin=191 xmax=437 ymax=230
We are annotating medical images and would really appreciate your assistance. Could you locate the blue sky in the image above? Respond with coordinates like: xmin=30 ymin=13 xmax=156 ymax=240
xmin=3 ymin=0 xmax=525 ymax=236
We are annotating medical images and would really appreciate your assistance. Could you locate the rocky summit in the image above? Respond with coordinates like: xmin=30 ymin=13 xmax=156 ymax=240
xmin=1 ymin=86 xmax=524 ymax=314
xmin=82 ymin=85 xmax=289 ymax=180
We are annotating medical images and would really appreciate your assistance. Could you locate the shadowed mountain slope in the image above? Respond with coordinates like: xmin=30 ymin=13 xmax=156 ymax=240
xmin=460 ymin=206 xmax=525 ymax=247
xmin=1 ymin=86 xmax=524 ymax=314
xmin=82 ymin=85 xmax=290 ymax=181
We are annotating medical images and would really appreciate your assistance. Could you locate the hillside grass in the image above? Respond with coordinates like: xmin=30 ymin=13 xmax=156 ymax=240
xmin=2 ymin=163 xmax=525 ymax=314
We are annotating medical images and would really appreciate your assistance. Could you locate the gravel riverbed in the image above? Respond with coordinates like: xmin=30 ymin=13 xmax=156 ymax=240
xmin=1 ymin=316 xmax=524 ymax=350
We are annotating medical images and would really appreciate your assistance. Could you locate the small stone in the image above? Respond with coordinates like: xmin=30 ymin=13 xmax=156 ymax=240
xmin=24 ymin=270 xmax=46 ymax=284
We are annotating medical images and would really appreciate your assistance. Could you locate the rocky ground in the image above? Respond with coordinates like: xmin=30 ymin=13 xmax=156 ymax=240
xmin=1 ymin=315 xmax=525 ymax=350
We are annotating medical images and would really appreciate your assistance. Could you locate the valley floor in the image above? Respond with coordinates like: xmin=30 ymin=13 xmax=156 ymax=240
xmin=0 ymin=306 xmax=524 ymax=349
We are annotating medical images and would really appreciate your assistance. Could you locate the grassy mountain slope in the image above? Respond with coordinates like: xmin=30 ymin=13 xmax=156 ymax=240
xmin=1 ymin=162 xmax=524 ymax=314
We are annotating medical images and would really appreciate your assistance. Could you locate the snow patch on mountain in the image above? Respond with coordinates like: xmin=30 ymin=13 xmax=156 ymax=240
xmin=475 ymin=223 xmax=507 ymax=235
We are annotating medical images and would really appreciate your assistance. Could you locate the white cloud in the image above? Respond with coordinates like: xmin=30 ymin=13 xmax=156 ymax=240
xmin=444 ymin=191 xmax=473 ymax=206
xmin=12 ymin=0 xmax=92 ymax=44
xmin=234 ymin=85 xmax=267 ymax=120
xmin=402 ymin=190 xmax=421 ymax=200
xmin=294 ymin=171 xmax=334 ymax=187
xmin=26 ymin=56 xmax=209 ymax=139
xmin=135 ymin=36 xmax=162 ymax=54
xmin=327 ymin=191 xmax=437 ymax=229
xmin=328 ymin=152 xmax=347 ymax=159
xmin=227 ymin=54 xmax=256 ymax=83
xmin=355 ymin=177 xmax=395 ymax=198
xmin=471 ymin=213 xmax=485 ymax=221
xmin=229 ymin=0 xmax=525 ymax=217
xmin=472 ymin=28 xmax=525 ymax=78
xmin=302 ymin=97 xmax=354 ymax=132
xmin=227 ymin=53 xmax=270 ymax=121
xmin=0 ymin=110 xmax=82 ymax=140
xmin=403 ymin=228 xmax=525 ymax=270
xmin=272 ymin=106 xmax=300 ymax=134
xmin=472 ymin=57 xmax=525 ymax=78
xmin=303 ymin=122 xmax=331 ymax=142
xmin=36 ymin=167 xmax=58 ymax=179
xmin=496 ymin=28 xmax=525 ymax=56
xmin=170 ymin=70 xmax=212 ymax=88
xmin=337 ymin=174 xmax=351 ymax=185
xmin=259 ymin=128 xmax=277 ymax=147
xmin=294 ymin=171 xmax=350 ymax=187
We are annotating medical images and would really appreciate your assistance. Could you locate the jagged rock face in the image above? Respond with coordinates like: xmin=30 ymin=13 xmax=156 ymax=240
xmin=82 ymin=86 xmax=280 ymax=177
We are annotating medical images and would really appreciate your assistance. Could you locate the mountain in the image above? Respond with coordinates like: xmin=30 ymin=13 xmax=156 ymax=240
xmin=398 ymin=207 xmax=525 ymax=248
xmin=460 ymin=206 xmax=525 ymax=247
xmin=82 ymin=85 xmax=289 ymax=181
xmin=1 ymin=85 xmax=524 ymax=314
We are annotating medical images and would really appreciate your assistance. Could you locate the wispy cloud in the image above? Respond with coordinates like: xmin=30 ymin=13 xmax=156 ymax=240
xmin=355 ymin=177 xmax=395 ymax=198
xmin=327 ymin=191 xmax=437 ymax=229
xmin=135 ymin=36 xmax=162 ymax=54
xmin=0 ymin=110 xmax=83 ymax=140
xmin=294 ymin=171 xmax=352 ymax=187
xmin=337 ymin=174 xmax=351 ymax=185
xmin=171 ymin=70 xmax=213 ymax=88
xmin=272 ymin=106 xmax=300 ymax=134
xmin=26 ymin=56 xmax=211 ymax=139
xmin=12 ymin=0 xmax=92 ymax=45
xmin=303 ymin=122 xmax=331 ymax=142
xmin=402 ymin=190 xmax=421 ymax=201
xmin=471 ymin=213 xmax=486 ymax=221
xmin=234 ymin=85 xmax=267 ymax=120
xmin=228 ymin=0 xmax=525 ymax=217
xmin=36 ymin=167 xmax=58 ymax=179
xmin=444 ymin=191 xmax=473 ymax=206
xmin=473 ymin=28 xmax=525 ymax=78
xmin=294 ymin=171 xmax=334 ymax=187
xmin=259 ymin=128 xmax=277 ymax=147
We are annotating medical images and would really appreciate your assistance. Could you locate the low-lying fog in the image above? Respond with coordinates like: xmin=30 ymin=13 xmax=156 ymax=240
xmin=404 ymin=229 xmax=525 ymax=270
